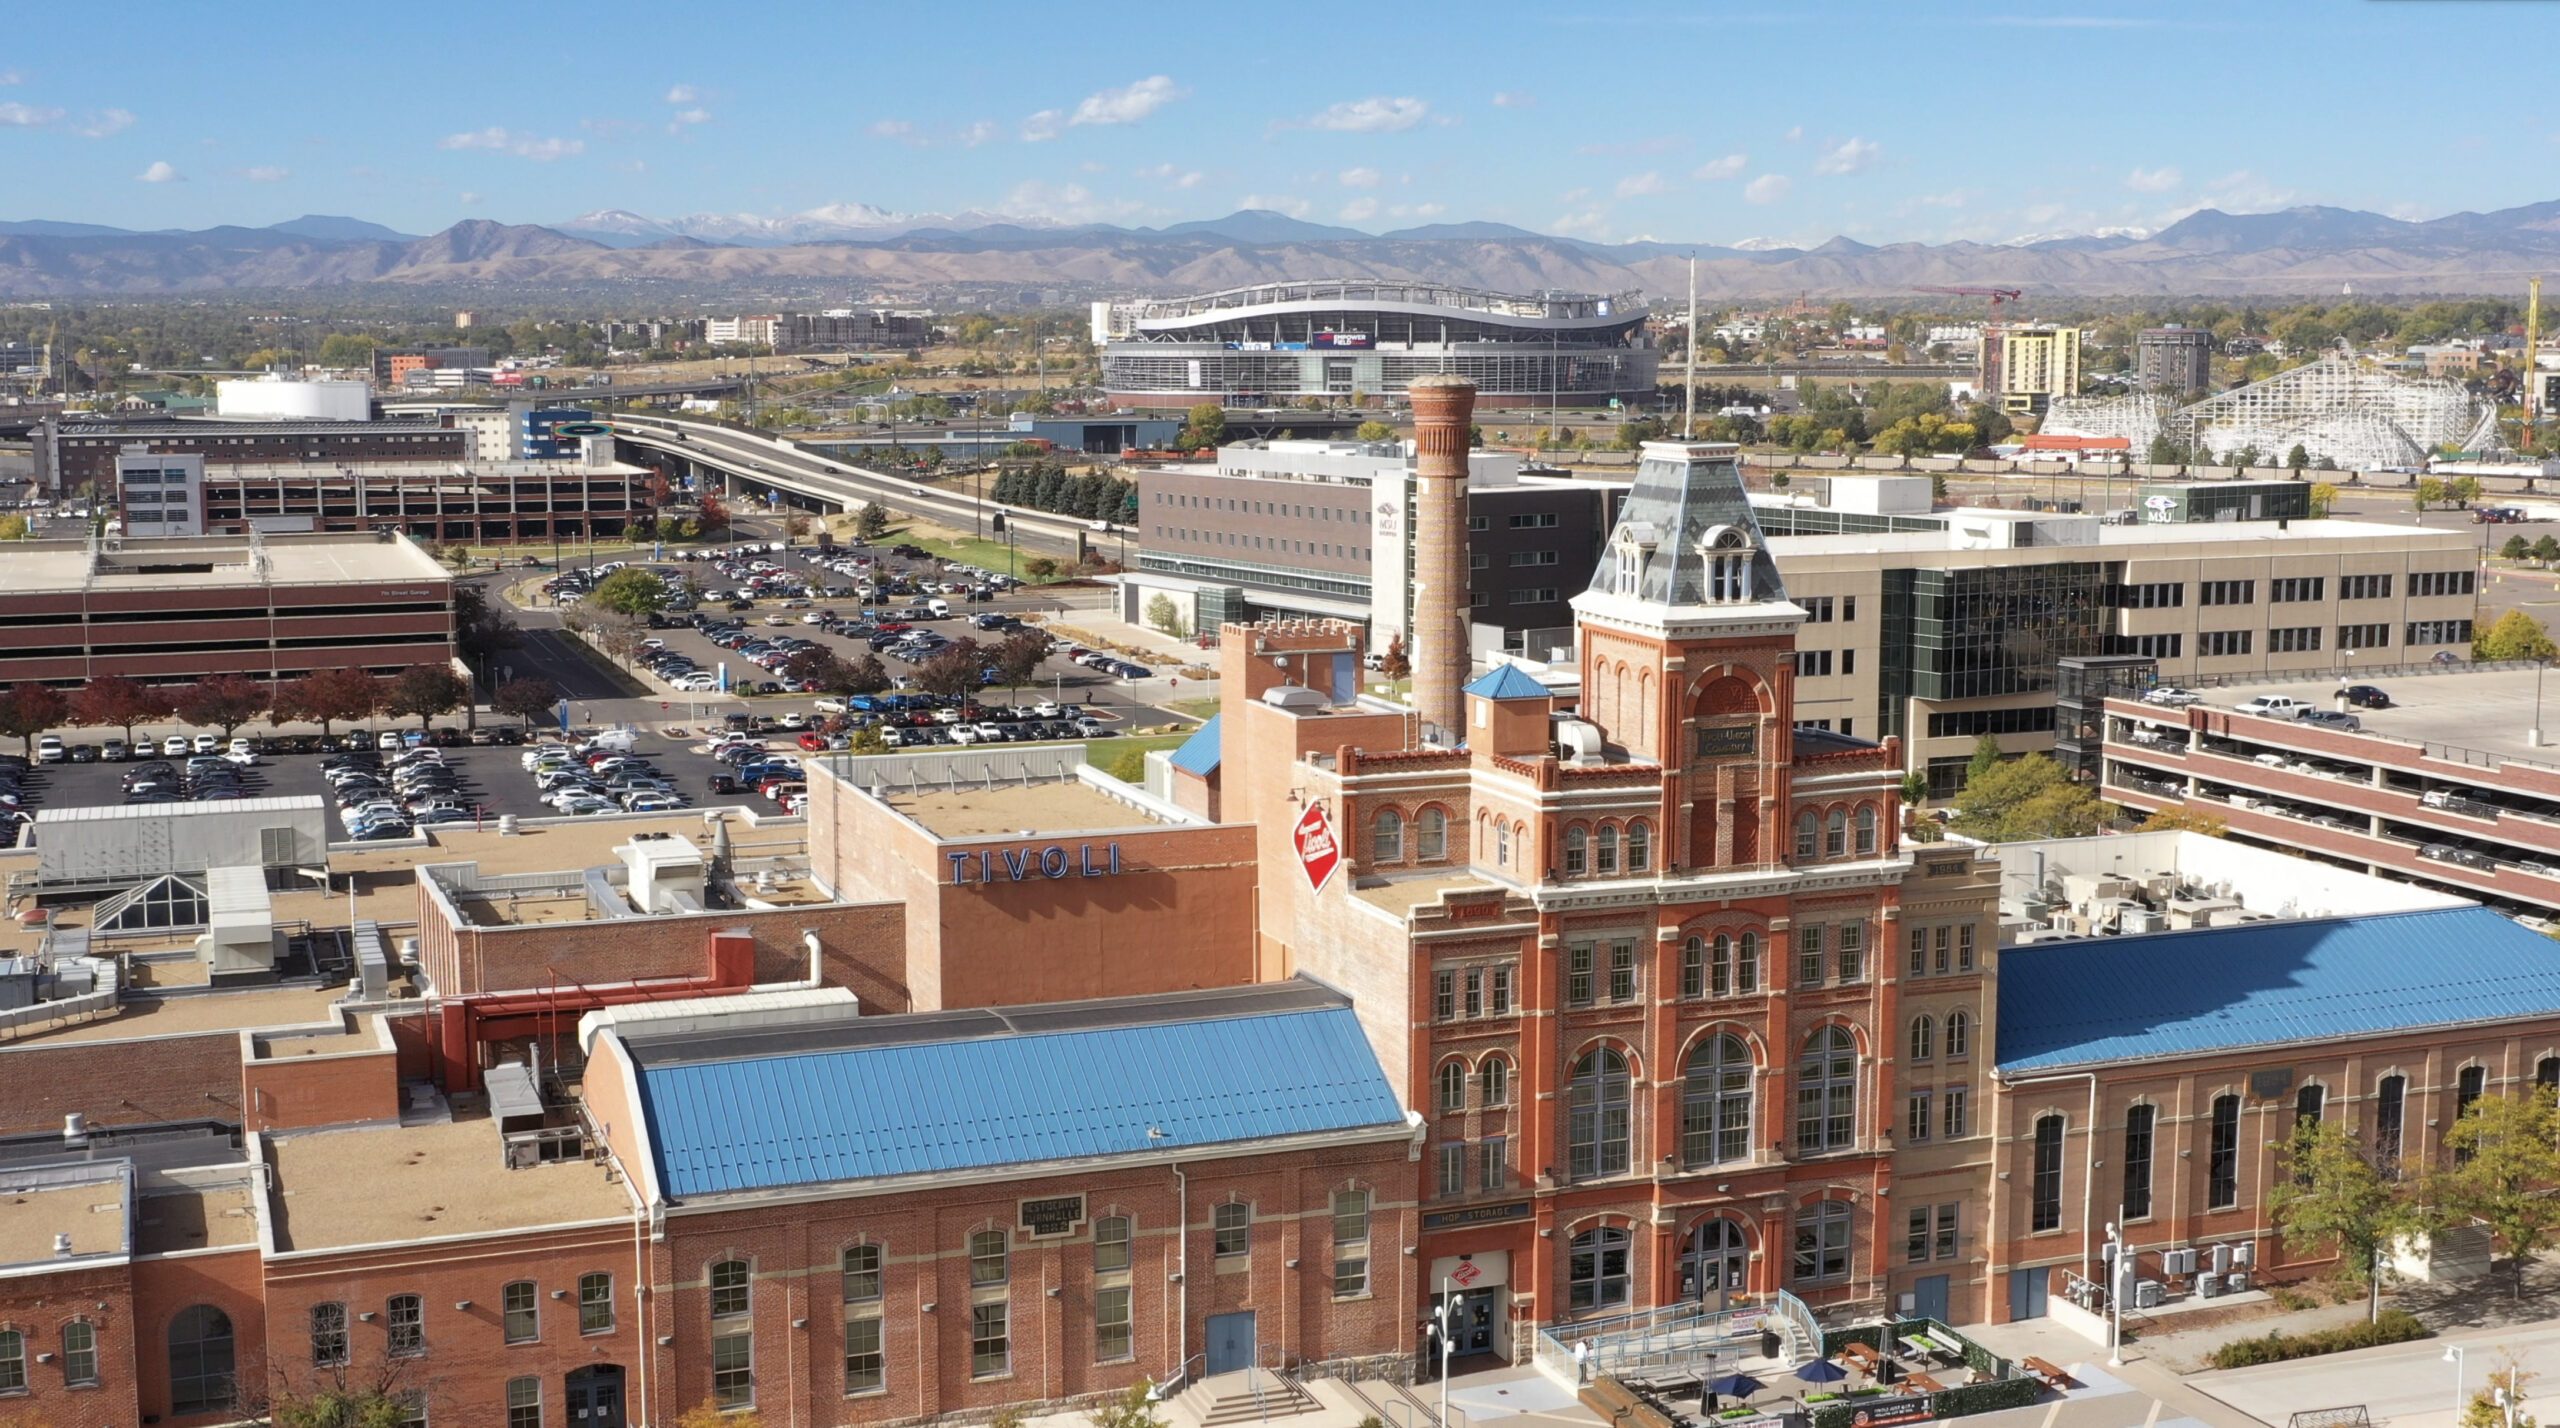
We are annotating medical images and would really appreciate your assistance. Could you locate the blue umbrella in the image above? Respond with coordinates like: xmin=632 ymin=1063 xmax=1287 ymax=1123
xmin=1795 ymin=1360 xmax=1851 ymax=1384
xmin=1705 ymin=1373 xmax=1764 ymax=1397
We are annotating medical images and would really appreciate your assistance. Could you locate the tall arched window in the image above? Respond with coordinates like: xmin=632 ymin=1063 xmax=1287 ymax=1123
xmin=1566 ymin=1048 xmax=1632 ymax=1181
xmin=1908 ymin=1015 xmax=1936 ymax=1062
xmin=1595 ymin=825 xmax=1619 ymax=876
xmin=1795 ymin=811 xmax=1820 ymax=861
xmin=1824 ymin=808 xmax=1848 ymax=858
xmin=1682 ymin=1035 xmax=1753 ymax=1167
xmin=2032 ymin=1115 xmax=2066 ymax=1231
xmin=1563 ymin=825 xmax=1588 ymax=876
xmin=1437 ymin=1060 xmax=1469 ymax=1113
xmin=1855 ymin=805 xmax=1879 ymax=856
xmin=710 ymin=1258 xmax=753 ymax=1315
xmin=1480 ymin=1056 xmax=1511 ymax=1108
xmin=1417 ymin=807 xmax=1448 ymax=862
xmin=169 ymin=1305 xmax=235 ymax=1416
xmin=1944 ymin=1010 xmax=1971 ymax=1059
xmin=1737 ymin=932 xmax=1760 ymax=993
xmin=1372 ymin=808 xmax=1404 ymax=863
xmin=1495 ymin=820 xmax=1511 ymax=867
xmin=1794 ymin=1028 xmax=1856 ymax=1153
xmin=1567 ymin=1227 xmax=1632 ymax=1311
xmin=1627 ymin=820 xmax=1652 ymax=872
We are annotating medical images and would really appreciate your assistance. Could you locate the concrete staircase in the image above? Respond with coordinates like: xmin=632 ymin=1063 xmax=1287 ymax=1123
xmin=1175 ymin=1368 xmax=1323 ymax=1427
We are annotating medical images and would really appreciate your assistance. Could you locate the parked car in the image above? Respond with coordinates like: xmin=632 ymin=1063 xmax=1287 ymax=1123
xmin=2141 ymin=686 xmax=2203 ymax=708
xmin=2233 ymin=695 xmax=2313 ymax=720
xmin=2420 ymin=842 xmax=2500 ymax=872
xmin=33 ymin=736 xmax=64 ymax=764
xmin=2422 ymin=788 xmax=2500 ymax=819
xmin=2299 ymin=710 xmax=2362 ymax=733
xmin=2336 ymin=684 xmax=2392 ymax=709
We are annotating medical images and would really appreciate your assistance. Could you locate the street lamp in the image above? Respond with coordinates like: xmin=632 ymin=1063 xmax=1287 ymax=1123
xmin=2445 ymin=1344 xmax=2467 ymax=1419
xmin=1431 ymin=1275 xmax=1456 ymax=1428
xmin=2101 ymin=1217 xmax=2126 ymax=1367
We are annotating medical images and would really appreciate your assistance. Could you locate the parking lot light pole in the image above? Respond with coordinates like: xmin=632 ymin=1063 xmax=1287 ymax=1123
xmin=2445 ymin=1344 xmax=2466 ymax=1418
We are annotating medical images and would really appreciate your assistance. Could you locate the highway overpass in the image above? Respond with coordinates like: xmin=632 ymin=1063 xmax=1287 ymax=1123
xmin=608 ymin=412 xmax=1109 ymax=560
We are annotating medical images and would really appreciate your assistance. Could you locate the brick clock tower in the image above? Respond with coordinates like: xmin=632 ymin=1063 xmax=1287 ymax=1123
xmin=1568 ymin=442 xmax=1806 ymax=873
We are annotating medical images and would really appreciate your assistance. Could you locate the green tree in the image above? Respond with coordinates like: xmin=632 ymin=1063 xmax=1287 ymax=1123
xmin=2415 ymin=477 xmax=2446 ymax=511
xmin=2286 ymin=442 xmax=2312 ymax=470
xmin=2461 ymin=1357 xmax=2538 ymax=1428
xmin=0 ymin=514 xmax=27 ymax=541
xmin=2271 ymin=1117 xmax=2410 ymax=1290
xmin=2503 ymin=535 xmax=2533 ymax=562
xmin=1379 ymin=634 xmax=1411 ymax=683
xmin=492 ymin=676 xmax=560 ymax=729
xmin=2537 ymin=535 xmax=2560 ymax=565
xmin=1899 ymin=769 xmax=1927 ymax=807
xmin=2308 ymin=481 xmax=2340 ymax=518
xmin=1952 ymin=753 xmax=2104 ymax=840
xmin=857 ymin=502 xmax=891 ymax=540
xmin=2449 ymin=475 xmax=2483 ymax=509
xmin=2139 ymin=805 xmax=2228 ymax=837
xmin=1177 ymin=402 xmax=1227 ymax=449
xmin=1088 ymin=1382 xmax=1170 ymax=1428
xmin=2475 ymin=609 xmax=2560 ymax=663
xmin=992 ymin=629 xmax=1049 ymax=703
xmin=840 ymin=653 xmax=890 ymax=696
xmin=1966 ymin=731 xmax=2004 ymax=786
xmin=1144 ymin=593 xmax=1186 ymax=638
xmin=843 ymin=723 xmax=891 ymax=755
xmin=589 ymin=567 xmax=670 ymax=619
xmin=2421 ymin=1088 xmax=2560 ymax=1300
xmin=1354 ymin=419 xmax=1397 ymax=443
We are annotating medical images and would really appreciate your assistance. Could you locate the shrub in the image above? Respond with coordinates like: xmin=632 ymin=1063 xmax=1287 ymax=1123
xmin=2204 ymin=1308 xmax=2428 ymax=1370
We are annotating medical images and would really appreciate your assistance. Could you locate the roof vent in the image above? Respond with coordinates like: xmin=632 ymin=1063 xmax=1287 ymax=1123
xmin=51 ymin=1233 xmax=71 ymax=1258
xmin=62 ymin=1113 xmax=86 ymax=1147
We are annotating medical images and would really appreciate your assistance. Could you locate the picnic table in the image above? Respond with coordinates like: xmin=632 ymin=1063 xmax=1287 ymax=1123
xmin=2021 ymin=1355 xmax=2075 ymax=1389
xmin=1840 ymin=1342 xmax=1881 ymax=1367
xmin=1907 ymin=1372 xmax=1947 ymax=1393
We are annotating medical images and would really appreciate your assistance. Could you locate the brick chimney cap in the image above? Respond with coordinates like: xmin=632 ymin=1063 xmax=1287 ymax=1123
xmin=1408 ymin=373 xmax=1478 ymax=391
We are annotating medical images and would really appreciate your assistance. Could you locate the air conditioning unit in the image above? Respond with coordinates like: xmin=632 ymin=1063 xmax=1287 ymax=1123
xmin=2210 ymin=1244 xmax=2233 ymax=1275
xmin=2134 ymin=1280 xmax=2165 ymax=1309
xmin=2162 ymin=1247 xmax=2197 ymax=1276
xmin=2232 ymin=1242 xmax=2255 ymax=1269
xmin=2195 ymin=1273 xmax=2224 ymax=1299
xmin=2227 ymin=1272 xmax=2251 ymax=1294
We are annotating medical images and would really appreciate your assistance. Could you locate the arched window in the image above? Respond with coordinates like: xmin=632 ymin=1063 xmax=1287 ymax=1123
xmin=1437 ymin=1060 xmax=1469 ymax=1113
xmin=1563 ymin=825 xmax=1588 ymax=876
xmin=1595 ymin=825 xmax=1619 ymax=876
xmin=388 ymin=1292 xmax=424 ymax=1356
xmin=710 ymin=1259 xmax=752 ymax=1316
xmin=1372 ymin=808 xmax=1404 ymax=863
xmin=1566 ymin=1048 xmax=1632 ymax=1181
xmin=1480 ymin=1056 xmax=1511 ymax=1108
xmin=968 ymin=1230 xmax=1008 ymax=1286
xmin=1908 ymin=1015 xmax=1936 ymax=1062
xmin=1417 ymin=807 xmax=1448 ymax=861
xmin=1824 ymin=808 xmax=1848 ymax=858
xmin=1944 ymin=1010 xmax=1971 ymax=1059
xmin=1855 ymin=805 xmax=1879 ymax=856
xmin=1495 ymin=820 xmax=1511 ymax=867
xmin=1567 ymin=1226 xmax=1632 ymax=1311
xmin=1682 ymin=1035 xmax=1753 ymax=1167
xmin=2295 ymin=1083 xmax=2326 ymax=1127
xmin=1795 ymin=811 xmax=1820 ymax=861
xmin=1708 ymin=934 xmax=1733 ymax=995
xmin=169 ymin=1305 xmax=235 ymax=1416
xmin=1094 ymin=1215 xmax=1132 ymax=1273
xmin=1737 ymin=932 xmax=1760 ymax=993
xmin=2375 ymin=1073 xmax=2407 ymax=1170
xmin=1626 ymin=820 xmax=1652 ymax=873
xmin=842 ymin=1244 xmax=884 ymax=1302
xmin=1794 ymin=1028 xmax=1856 ymax=1153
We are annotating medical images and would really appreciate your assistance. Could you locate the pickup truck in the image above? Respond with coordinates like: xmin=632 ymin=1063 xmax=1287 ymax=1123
xmin=2421 ymin=788 xmax=2500 ymax=819
xmin=2233 ymin=695 xmax=2313 ymax=720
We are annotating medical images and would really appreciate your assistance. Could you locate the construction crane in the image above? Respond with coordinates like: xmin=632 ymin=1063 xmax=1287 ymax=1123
xmin=1913 ymin=286 xmax=2024 ymax=314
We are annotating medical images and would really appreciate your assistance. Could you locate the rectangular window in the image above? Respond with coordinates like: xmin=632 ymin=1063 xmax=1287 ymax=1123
xmin=2032 ymin=1117 xmax=2066 ymax=1232
xmin=503 ymin=1281 xmax=538 ymax=1344
xmin=312 ymin=1303 xmax=350 ymax=1367
xmin=1214 ymin=1202 xmax=1251 ymax=1257
xmin=2408 ymin=618 xmax=2475 ymax=646
xmin=2270 ymin=626 xmax=2323 ymax=654
xmin=2104 ymin=632 xmax=2185 ymax=660
xmin=1681 ymin=938 xmax=1706 ymax=998
xmin=969 ymin=1231 xmax=1008 ymax=1287
xmin=1796 ymin=650 xmax=1834 ymax=677
xmin=507 ymin=1377 xmax=542 ymax=1428
xmin=1608 ymin=939 xmax=1636 ymax=1003
xmin=1908 ymin=926 xmax=1928 ymax=978
xmin=1480 ymin=1136 xmax=1508 ymax=1192
xmin=2377 ymin=1074 xmax=2407 ymax=1169
xmin=387 ymin=1294 xmax=424 ymax=1357
xmin=1907 ymin=1207 xmax=1931 ymax=1264
xmin=1934 ymin=1204 xmax=1960 ymax=1261
xmin=1957 ymin=924 xmax=1976 ymax=972
xmin=1798 ymin=924 xmax=1825 ymax=988
xmin=1489 ymin=966 xmax=1513 ymax=1015
xmin=1462 ymin=968 xmax=1483 ymax=1018
xmin=579 ymin=1273 xmax=614 ymax=1334
xmin=1933 ymin=925 xmax=1951 ymax=975
xmin=842 ymin=1245 xmax=883 ymax=1302
xmin=1095 ymin=1286 xmax=1133 ymax=1362
xmin=969 ymin=1303 xmax=1009 ymax=1379
xmin=845 ymin=1316 xmax=884 ymax=1393
xmin=1565 ymin=944 xmax=1594 ymax=1008
xmin=1906 ymin=1091 xmax=1932 ymax=1143
xmin=1332 ymin=1190 xmax=1372 ymax=1297
xmin=1095 ymin=1217 xmax=1131 ymax=1273
xmin=2338 ymin=622 xmax=2390 ymax=649
xmin=2208 ymin=1095 xmax=2241 ymax=1209
xmin=2123 ymin=1103 xmax=2156 ymax=1220
xmin=2201 ymin=629 xmax=2254 ymax=658
xmin=2108 ymin=581 xmax=2185 ymax=609
xmin=2271 ymin=576 xmax=2326 ymax=603
xmin=2411 ymin=570 xmax=2477 ymax=598
xmin=1439 ymin=1143 xmax=1466 ymax=1197
xmin=60 ymin=1321 xmax=96 ymax=1387
xmin=2199 ymin=579 xmax=2257 ymax=606
xmin=1837 ymin=922 xmax=1865 ymax=982
xmin=1943 ymin=1088 xmax=1968 ymax=1140
xmin=1434 ymin=969 xmax=1455 ymax=1020
xmin=2340 ymin=574 xmax=2393 ymax=601
xmin=711 ymin=1260 xmax=753 ymax=1317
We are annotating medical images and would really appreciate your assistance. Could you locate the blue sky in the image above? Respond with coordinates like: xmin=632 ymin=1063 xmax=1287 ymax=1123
xmin=3 ymin=0 xmax=2548 ymax=243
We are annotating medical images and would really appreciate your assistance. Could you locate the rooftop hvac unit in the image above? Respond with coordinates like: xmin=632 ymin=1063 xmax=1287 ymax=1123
xmin=2162 ymin=1247 xmax=2197 ymax=1276
xmin=2227 ymin=1272 xmax=2250 ymax=1294
xmin=1262 ymin=685 xmax=1328 ymax=712
xmin=2134 ymin=1280 xmax=2165 ymax=1309
xmin=2195 ymin=1273 xmax=2224 ymax=1299
xmin=2119 ymin=909 xmax=2167 ymax=935
xmin=2210 ymin=1243 xmax=2233 ymax=1275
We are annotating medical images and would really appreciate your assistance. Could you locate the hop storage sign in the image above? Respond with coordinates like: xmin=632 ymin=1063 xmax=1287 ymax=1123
xmin=1295 ymin=803 xmax=1343 ymax=895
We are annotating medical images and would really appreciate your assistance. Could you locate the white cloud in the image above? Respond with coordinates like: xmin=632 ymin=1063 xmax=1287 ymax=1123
xmin=1019 ymin=109 xmax=1062 ymax=143
xmin=1616 ymin=171 xmax=1666 ymax=198
xmin=1235 ymin=192 xmax=1312 ymax=218
xmin=1302 ymin=96 xmax=1428 ymax=133
xmin=1339 ymin=166 xmax=1383 ymax=189
xmin=244 ymin=165 xmax=289 ymax=182
xmin=957 ymin=119 xmax=999 ymax=148
xmin=439 ymin=127 xmax=585 ymax=161
xmin=867 ymin=119 xmax=914 ymax=140
xmin=74 ymin=108 xmax=133 ymax=138
xmin=1692 ymin=153 xmax=1748 ymax=181
xmin=664 ymin=84 xmax=698 ymax=104
xmin=1781 ymin=125 xmax=1804 ymax=142
xmin=134 ymin=160 xmax=181 ymax=184
xmin=0 ymin=102 xmax=62 ymax=129
xmin=1070 ymin=75 xmax=1183 ymax=128
xmin=0 ymin=70 xmax=21 ymax=85
xmin=1560 ymin=186 xmax=1592 ymax=203
xmin=460 ymin=191 xmax=481 ymax=205
xmin=1812 ymin=137 xmax=1880 ymax=175
xmin=1909 ymin=189 xmax=1969 ymax=209
xmin=1389 ymin=202 xmax=1446 ymax=220
xmin=1340 ymin=197 xmax=1379 ymax=223
xmin=2125 ymin=165 xmax=2182 ymax=193
xmin=1491 ymin=91 xmax=1534 ymax=108
xmin=667 ymin=107 xmax=711 ymax=131
xmin=1137 ymin=163 xmax=1204 ymax=189
xmin=1744 ymin=174 xmax=1791 ymax=205
xmin=0 ymin=101 xmax=130 ymax=136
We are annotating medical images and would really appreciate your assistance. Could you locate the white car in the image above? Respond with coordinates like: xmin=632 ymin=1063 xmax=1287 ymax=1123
xmin=1032 ymin=700 xmax=1062 ymax=718
xmin=813 ymin=697 xmax=848 ymax=714
xmin=162 ymin=735 xmax=191 ymax=757
xmin=950 ymin=725 xmax=983 ymax=744
xmin=2142 ymin=686 xmax=2204 ymax=707
xmin=672 ymin=674 xmax=720 ymax=692
xmin=33 ymin=735 xmax=64 ymax=764
xmin=191 ymin=734 xmax=220 ymax=755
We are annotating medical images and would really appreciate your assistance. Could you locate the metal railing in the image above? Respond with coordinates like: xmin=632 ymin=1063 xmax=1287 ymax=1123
xmin=1532 ymin=1291 xmax=1820 ymax=1384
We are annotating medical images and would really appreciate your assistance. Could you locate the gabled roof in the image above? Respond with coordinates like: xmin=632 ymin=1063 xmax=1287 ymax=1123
xmin=1168 ymin=714 xmax=1222 ymax=776
xmin=624 ymin=980 xmax=1407 ymax=1199
xmin=1996 ymin=907 xmax=2560 ymax=1073
xmin=1463 ymin=666 xmax=1549 ymax=701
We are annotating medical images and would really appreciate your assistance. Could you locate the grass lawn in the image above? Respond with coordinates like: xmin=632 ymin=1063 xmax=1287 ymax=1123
xmin=1082 ymin=734 xmax=1188 ymax=782
xmin=902 ymin=532 xmax=1076 ymax=583
xmin=1168 ymin=697 xmax=1221 ymax=721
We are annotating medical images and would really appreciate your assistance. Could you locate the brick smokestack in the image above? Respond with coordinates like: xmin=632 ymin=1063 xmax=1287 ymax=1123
xmin=1407 ymin=373 xmax=1476 ymax=741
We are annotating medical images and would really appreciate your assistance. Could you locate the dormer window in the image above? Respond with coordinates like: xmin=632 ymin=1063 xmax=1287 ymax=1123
xmin=1698 ymin=525 xmax=1755 ymax=603
xmin=1611 ymin=524 xmax=1658 ymax=597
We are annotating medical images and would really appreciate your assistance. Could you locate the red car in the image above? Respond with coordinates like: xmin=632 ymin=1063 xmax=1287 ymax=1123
xmin=796 ymin=732 xmax=830 ymax=752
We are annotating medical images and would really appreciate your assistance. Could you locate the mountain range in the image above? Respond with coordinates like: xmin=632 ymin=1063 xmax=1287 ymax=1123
xmin=5 ymin=202 xmax=2560 ymax=299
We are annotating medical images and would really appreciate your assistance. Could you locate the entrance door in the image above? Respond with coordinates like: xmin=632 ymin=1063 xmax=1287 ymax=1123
xmin=2008 ymin=1267 xmax=2049 ymax=1321
xmin=1913 ymin=1275 xmax=1950 ymax=1326
xmin=1681 ymin=1220 xmax=1749 ymax=1303
xmin=1455 ymin=1288 xmax=1498 ymax=1355
xmin=564 ymin=1365 xmax=626 ymax=1427
xmin=1205 ymin=1311 xmax=1257 ymax=1375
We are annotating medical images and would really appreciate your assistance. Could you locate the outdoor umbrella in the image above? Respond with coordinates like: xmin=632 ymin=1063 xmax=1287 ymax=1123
xmin=1795 ymin=1360 xmax=1851 ymax=1384
xmin=1705 ymin=1373 xmax=1764 ymax=1397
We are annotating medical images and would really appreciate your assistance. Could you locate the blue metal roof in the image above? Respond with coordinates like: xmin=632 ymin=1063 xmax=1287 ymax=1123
xmin=1168 ymin=714 xmax=1222 ymax=776
xmin=633 ymin=1004 xmax=1405 ymax=1198
xmin=1463 ymin=665 xmax=1549 ymax=701
xmin=1996 ymin=907 xmax=2560 ymax=1073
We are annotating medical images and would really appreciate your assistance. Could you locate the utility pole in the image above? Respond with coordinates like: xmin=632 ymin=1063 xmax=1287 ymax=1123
xmin=1684 ymin=256 xmax=1699 ymax=439
xmin=2526 ymin=276 xmax=2544 ymax=449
